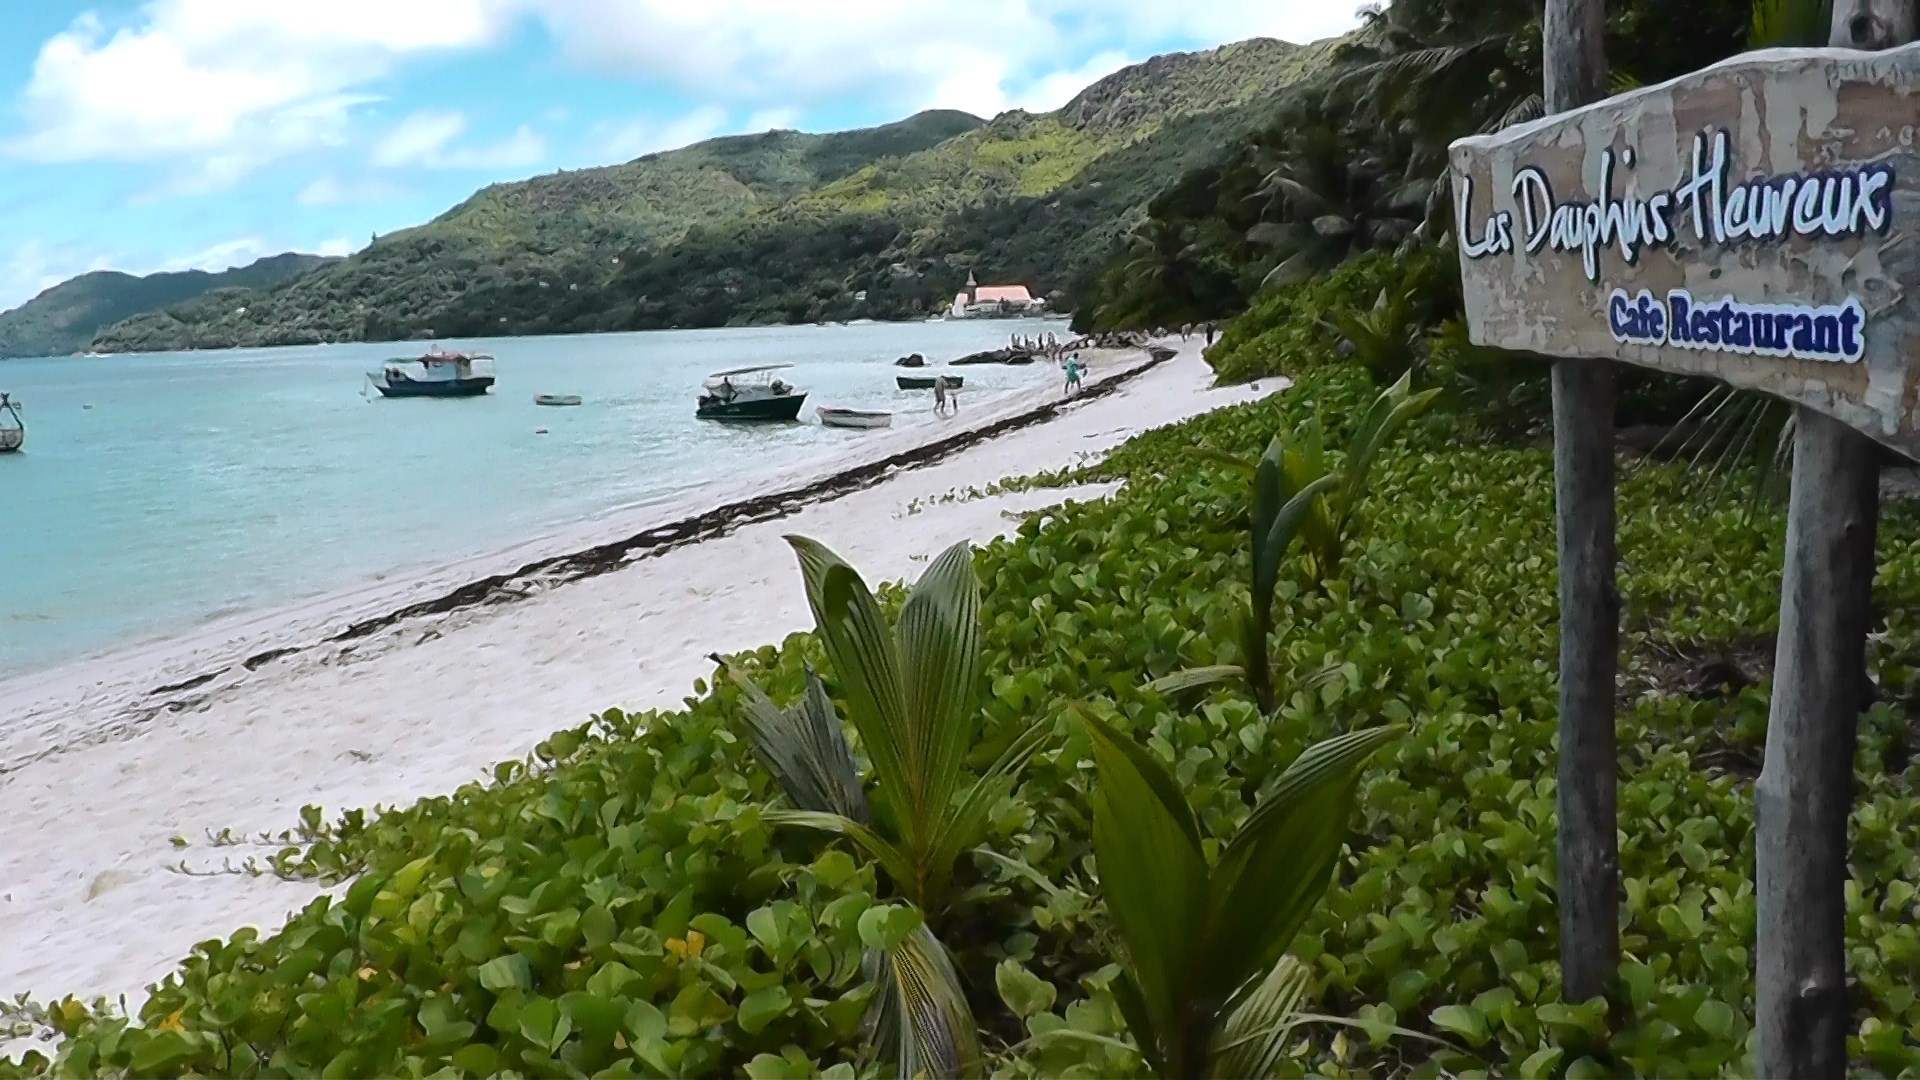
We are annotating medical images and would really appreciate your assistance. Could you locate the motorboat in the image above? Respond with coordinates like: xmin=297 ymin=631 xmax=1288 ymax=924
xmin=534 ymin=393 xmax=583 ymax=407
xmin=367 ymin=347 xmax=496 ymax=398
xmin=897 ymin=373 xmax=964 ymax=390
xmin=818 ymin=406 xmax=893 ymax=430
xmin=698 ymin=364 xmax=807 ymax=421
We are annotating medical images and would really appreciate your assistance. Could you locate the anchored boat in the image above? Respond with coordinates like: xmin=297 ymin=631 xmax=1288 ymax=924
xmin=896 ymin=373 xmax=963 ymax=390
xmin=0 ymin=394 xmax=21 ymax=453
xmin=534 ymin=393 xmax=583 ymax=407
xmin=698 ymin=364 xmax=807 ymax=421
xmin=818 ymin=406 xmax=892 ymax=430
xmin=367 ymin=347 xmax=496 ymax=398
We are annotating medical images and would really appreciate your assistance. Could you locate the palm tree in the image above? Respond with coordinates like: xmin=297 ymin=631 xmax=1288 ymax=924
xmin=1244 ymin=98 xmax=1425 ymax=286
xmin=714 ymin=537 xmax=1051 ymax=1078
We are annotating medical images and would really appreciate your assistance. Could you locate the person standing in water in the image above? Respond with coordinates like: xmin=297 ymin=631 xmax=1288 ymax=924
xmin=933 ymin=376 xmax=950 ymax=417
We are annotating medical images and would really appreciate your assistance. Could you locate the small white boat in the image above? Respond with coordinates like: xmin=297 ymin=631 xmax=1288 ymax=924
xmin=817 ymin=406 xmax=893 ymax=430
xmin=534 ymin=393 xmax=582 ymax=407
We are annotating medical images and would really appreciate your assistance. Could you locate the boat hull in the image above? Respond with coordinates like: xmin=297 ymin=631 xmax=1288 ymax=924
xmin=896 ymin=375 xmax=963 ymax=390
xmin=535 ymin=394 xmax=582 ymax=407
xmin=818 ymin=408 xmax=892 ymax=429
xmin=697 ymin=394 xmax=807 ymax=421
xmin=0 ymin=433 xmax=21 ymax=454
xmin=375 ymin=376 xmax=495 ymax=398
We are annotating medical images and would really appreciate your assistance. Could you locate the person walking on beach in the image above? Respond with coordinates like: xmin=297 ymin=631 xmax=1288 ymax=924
xmin=1064 ymin=355 xmax=1081 ymax=397
xmin=933 ymin=375 xmax=950 ymax=417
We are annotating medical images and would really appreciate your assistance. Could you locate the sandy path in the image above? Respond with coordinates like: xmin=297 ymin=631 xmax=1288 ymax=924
xmin=0 ymin=340 xmax=1276 ymax=1010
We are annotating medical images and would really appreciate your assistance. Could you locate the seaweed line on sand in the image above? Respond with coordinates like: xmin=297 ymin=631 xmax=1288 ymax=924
xmin=0 ymin=346 xmax=1173 ymax=780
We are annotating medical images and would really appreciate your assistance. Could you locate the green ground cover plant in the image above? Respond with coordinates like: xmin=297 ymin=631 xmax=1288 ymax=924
xmin=6 ymin=359 xmax=1919 ymax=1078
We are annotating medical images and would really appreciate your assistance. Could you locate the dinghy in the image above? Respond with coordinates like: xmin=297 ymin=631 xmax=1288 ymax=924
xmin=896 ymin=373 xmax=963 ymax=390
xmin=534 ymin=393 xmax=583 ymax=407
xmin=817 ymin=406 xmax=892 ymax=430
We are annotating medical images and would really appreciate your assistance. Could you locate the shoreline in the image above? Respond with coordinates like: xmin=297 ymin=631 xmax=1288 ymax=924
xmin=0 ymin=345 xmax=1137 ymax=777
xmin=0 ymin=338 xmax=1276 ymax=1010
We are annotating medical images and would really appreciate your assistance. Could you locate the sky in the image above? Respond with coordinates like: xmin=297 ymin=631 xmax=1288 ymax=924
xmin=0 ymin=0 xmax=1370 ymax=310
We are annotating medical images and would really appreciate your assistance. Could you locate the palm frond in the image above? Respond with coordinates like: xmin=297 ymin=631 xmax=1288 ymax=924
xmin=1209 ymin=955 xmax=1313 ymax=1079
xmin=882 ymin=924 xmax=984 ymax=1080
xmin=713 ymin=659 xmax=867 ymax=822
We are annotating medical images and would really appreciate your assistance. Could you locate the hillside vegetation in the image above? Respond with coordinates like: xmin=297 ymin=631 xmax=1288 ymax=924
xmin=0 ymin=254 xmax=334 ymax=358
xmin=92 ymin=38 xmax=1330 ymax=351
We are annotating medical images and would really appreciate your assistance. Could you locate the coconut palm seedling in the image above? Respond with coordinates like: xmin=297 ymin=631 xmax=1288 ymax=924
xmin=1081 ymin=711 xmax=1401 ymax=1078
xmin=713 ymin=536 xmax=1050 ymax=1079
xmin=1160 ymin=372 xmax=1438 ymax=712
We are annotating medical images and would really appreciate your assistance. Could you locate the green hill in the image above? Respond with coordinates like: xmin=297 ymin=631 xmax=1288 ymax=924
xmin=92 ymin=111 xmax=983 ymax=351
xmin=0 ymin=253 xmax=335 ymax=358
xmin=91 ymin=37 xmax=1338 ymax=351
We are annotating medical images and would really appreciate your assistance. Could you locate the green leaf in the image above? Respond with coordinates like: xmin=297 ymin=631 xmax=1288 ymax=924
xmin=1201 ymin=725 xmax=1400 ymax=1012
xmin=1144 ymin=665 xmax=1246 ymax=698
xmin=858 ymin=903 xmax=922 ymax=952
xmin=1429 ymin=1004 xmax=1488 ymax=1046
xmin=1694 ymin=998 xmax=1737 ymax=1040
xmin=994 ymin=959 xmax=1058 ymax=1019
xmin=477 ymin=953 xmax=533 ymax=993
xmin=1080 ymin=709 xmax=1209 ymax=1075
xmin=737 ymin=985 xmax=793 ymax=1035
xmin=667 ymin=983 xmax=732 ymax=1037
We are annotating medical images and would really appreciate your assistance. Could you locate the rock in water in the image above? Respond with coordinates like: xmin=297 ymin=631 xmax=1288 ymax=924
xmin=894 ymin=353 xmax=927 ymax=367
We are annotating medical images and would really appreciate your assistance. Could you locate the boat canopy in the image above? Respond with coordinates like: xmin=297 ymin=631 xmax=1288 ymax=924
xmin=705 ymin=363 xmax=793 ymax=378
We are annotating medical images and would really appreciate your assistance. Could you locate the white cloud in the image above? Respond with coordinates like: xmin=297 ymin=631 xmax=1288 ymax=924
xmin=4 ymin=0 xmax=517 ymax=184
xmin=593 ymin=105 xmax=730 ymax=162
xmin=1009 ymin=50 xmax=1133 ymax=113
xmin=0 ymin=240 xmax=119 ymax=311
xmin=2 ymin=0 xmax=1368 ymax=203
xmin=744 ymin=107 xmax=800 ymax=134
xmin=371 ymin=111 xmax=547 ymax=169
xmin=298 ymin=174 xmax=397 ymax=206
xmin=317 ymin=237 xmax=355 ymax=257
xmin=155 ymin=236 xmax=272 ymax=274
xmin=511 ymin=0 xmax=1366 ymax=119
xmin=370 ymin=110 xmax=468 ymax=166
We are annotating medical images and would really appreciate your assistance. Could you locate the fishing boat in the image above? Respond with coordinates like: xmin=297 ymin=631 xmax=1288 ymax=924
xmin=534 ymin=393 xmax=582 ymax=407
xmin=897 ymin=373 xmax=964 ymax=390
xmin=818 ymin=406 xmax=893 ymax=430
xmin=367 ymin=347 xmax=496 ymax=398
xmin=698 ymin=364 xmax=807 ymax=421
xmin=0 ymin=394 xmax=22 ymax=454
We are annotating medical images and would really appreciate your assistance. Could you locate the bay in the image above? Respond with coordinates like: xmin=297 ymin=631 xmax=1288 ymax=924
xmin=0 ymin=319 xmax=1068 ymax=678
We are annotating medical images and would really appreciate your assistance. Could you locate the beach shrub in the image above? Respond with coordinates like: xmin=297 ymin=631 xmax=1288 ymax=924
xmin=1205 ymin=248 xmax=1458 ymax=386
xmin=8 ymin=364 xmax=1920 ymax=1078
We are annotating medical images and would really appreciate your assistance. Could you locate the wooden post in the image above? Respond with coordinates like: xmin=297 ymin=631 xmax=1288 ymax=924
xmin=1756 ymin=10 xmax=1910 ymax=1075
xmin=1542 ymin=0 xmax=1619 ymax=1007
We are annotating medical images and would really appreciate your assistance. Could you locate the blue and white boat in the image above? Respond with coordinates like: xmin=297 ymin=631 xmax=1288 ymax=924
xmin=367 ymin=348 xmax=496 ymax=398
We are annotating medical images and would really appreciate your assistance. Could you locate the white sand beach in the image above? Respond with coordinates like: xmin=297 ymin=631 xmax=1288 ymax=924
xmin=0 ymin=340 xmax=1279 ymax=1012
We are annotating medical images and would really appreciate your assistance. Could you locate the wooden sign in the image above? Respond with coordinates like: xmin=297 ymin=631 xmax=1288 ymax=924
xmin=1450 ymin=43 xmax=1920 ymax=455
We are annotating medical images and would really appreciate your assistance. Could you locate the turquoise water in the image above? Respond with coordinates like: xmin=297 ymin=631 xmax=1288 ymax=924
xmin=0 ymin=320 xmax=1067 ymax=678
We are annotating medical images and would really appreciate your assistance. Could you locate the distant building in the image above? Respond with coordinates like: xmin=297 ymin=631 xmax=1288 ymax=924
xmin=949 ymin=271 xmax=1046 ymax=319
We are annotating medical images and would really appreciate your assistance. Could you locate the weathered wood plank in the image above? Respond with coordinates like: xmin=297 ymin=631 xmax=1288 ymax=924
xmin=1449 ymin=40 xmax=1920 ymax=457
xmin=1756 ymin=411 xmax=1881 ymax=1078
xmin=1755 ymin=10 xmax=1907 ymax=1077
xmin=1543 ymin=0 xmax=1621 ymax=1008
